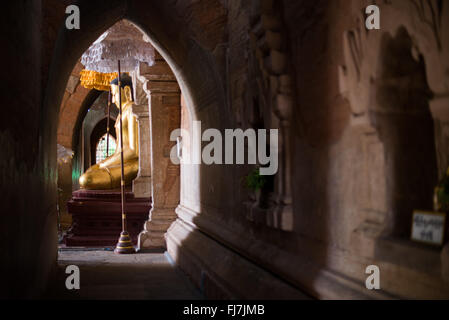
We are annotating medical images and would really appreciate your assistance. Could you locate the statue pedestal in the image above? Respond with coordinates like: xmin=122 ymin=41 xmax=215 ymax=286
xmin=64 ymin=189 xmax=151 ymax=247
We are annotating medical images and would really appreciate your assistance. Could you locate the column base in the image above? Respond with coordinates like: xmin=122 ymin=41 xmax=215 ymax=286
xmin=132 ymin=176 xmax=152 ymax=198
xmin=165 ymin=217 xmax=310 ymax=299
xmin=351 ymin=219 xmax=385 ymax=259
xmin=137 ymin=208 xmax=177 ymax=250
xmin=246 ymin=202 xmax=294 ymax=232
xmin=273 ymin=203 xmax=293 ymax=231
xmin=138 ymin=230 xmax=166 ymax=249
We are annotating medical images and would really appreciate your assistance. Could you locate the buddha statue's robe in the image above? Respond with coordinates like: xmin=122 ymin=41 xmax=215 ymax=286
xmin=79 ymin=102 xmax=139 ymax=190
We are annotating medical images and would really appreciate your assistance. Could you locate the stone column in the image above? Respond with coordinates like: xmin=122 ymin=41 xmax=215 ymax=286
xmin=429 ymin=95 xmax=449 ymax=281
xmin=429 ymin=95 xmax=449 ymax=176
xmin=131 ymin=104 xmax=152 ymax=198
xmin=137 ymin=58 xmax=181 ymax=249
xmin=273 ymin=87 xmax=293 ymax=232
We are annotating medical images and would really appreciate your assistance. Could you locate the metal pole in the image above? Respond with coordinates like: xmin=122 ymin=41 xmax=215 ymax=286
xmin=114 ymin=60 xmax=134 ymax=254
xmin=117 ymin=61 xmax=127 ymax=232
xmin=106 ymin=89 xmax=111 ymax=156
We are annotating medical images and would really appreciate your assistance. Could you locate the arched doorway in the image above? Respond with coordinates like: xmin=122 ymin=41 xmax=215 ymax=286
xmin=56 ymin=19 xmax=182 ymax=249
xmin=45 ymin=2 xmax=228 ymax=235
xmin=41 ymin=1 xmax=230 ymax=299
xmin=94 ymin=133 xmax=117 ymax=164
xmin=374 ymin=26 xmax=438 ymax=238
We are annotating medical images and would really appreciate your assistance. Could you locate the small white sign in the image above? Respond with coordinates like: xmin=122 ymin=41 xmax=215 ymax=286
xmin=411 ymin=211 xmax=446 ymax=246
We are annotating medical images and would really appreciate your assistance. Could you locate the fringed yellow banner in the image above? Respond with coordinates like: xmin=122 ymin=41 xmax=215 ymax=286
xmin=79 ymin=70 xmax=118 ymax=91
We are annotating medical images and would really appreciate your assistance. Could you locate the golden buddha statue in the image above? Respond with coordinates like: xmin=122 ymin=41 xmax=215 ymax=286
xmin=79 ymin=75 xmax=139 ymax=190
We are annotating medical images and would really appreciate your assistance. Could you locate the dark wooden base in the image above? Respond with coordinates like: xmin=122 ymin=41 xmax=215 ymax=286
xmin=64 ymin=189 xmax=151 ymax=247
xmin=114 ymin=231 xmax=136 ymax=254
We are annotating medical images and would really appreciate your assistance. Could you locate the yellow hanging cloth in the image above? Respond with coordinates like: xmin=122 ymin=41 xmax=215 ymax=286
xmin=79 ymin=70 xmax=118 ymax=91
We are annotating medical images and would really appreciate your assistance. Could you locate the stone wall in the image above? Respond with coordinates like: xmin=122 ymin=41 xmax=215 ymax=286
xmin=281 ymin=0 xmax=449 ymax=298
xmin=0 ymin=0 xmax=57 ymax=298
xmin=170 ymin=0 xmax=449 ymax=298
xmin=2 ymin=0 xmax=449 ymax=299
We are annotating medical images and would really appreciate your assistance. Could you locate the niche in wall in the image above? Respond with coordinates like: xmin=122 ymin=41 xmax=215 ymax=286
xmin=373 ymin=26 xmax=438 ymax=238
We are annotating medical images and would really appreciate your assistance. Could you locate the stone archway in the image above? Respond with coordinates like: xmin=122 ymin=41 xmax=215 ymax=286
xmin=90 ymin=117 xmax=117 ymax=166
xmin=57 ymin=61 xmax=90 ymax=150
xmin=44 ymin=2 xmax=228 ymax=254
xmin=9 ymin=0 xmax=309 ymax=300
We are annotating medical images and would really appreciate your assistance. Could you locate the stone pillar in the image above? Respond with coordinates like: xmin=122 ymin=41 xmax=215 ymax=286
xmin=429 ymin=95 xmax=449 ymax=176
xmin=137 ymin=58 xmax=181 ymax=249
xmin=273 ymin=88 xmax=293 ymax=232
xmin=131 ymin=104 xmax=152 ymax=198
xmin=430 ymin=94 xmax=449 ymax=280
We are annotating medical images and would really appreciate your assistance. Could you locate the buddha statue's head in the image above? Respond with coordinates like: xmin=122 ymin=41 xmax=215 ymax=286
xmin=110 ymin=74 xmax=134 ymax=106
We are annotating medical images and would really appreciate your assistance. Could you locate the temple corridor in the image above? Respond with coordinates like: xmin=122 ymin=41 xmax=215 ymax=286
xmin=2 ymin=0 xmax=449 ymax=302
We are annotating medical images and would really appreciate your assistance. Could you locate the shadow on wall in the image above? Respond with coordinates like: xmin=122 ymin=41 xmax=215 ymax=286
xmin=373 ymin=26 xmax=438 ymax=238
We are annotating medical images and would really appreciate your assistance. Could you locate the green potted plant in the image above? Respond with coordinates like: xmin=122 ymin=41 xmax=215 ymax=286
xmin=243 ymin=168 xmax=269 ymax=208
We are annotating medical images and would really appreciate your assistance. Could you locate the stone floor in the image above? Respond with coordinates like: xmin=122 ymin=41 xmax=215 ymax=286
xmin=44 ymin=248 xmax=203 ymax=300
